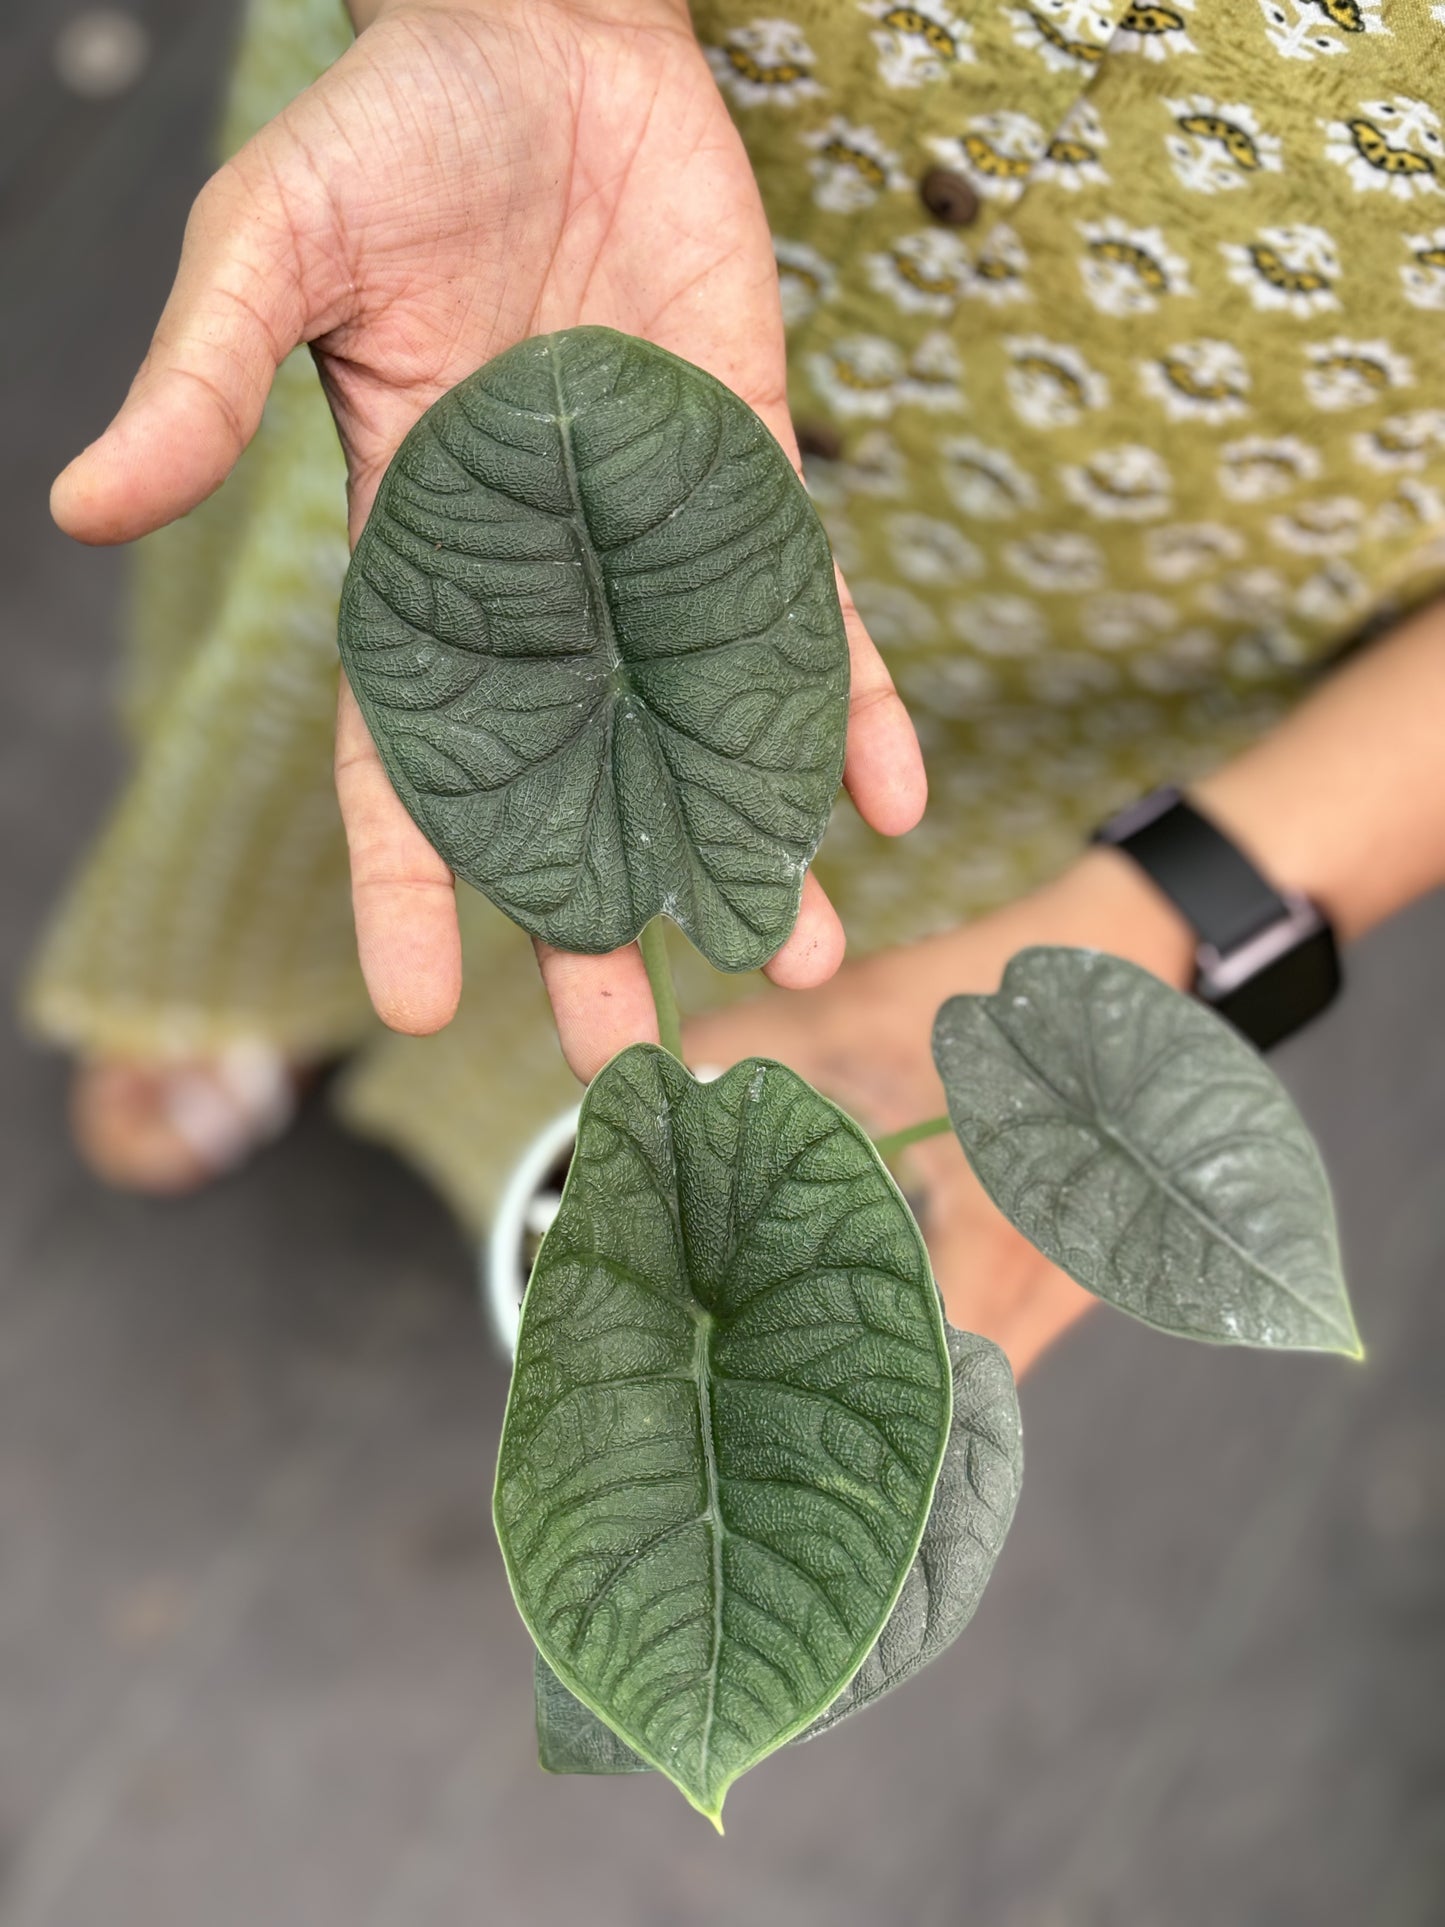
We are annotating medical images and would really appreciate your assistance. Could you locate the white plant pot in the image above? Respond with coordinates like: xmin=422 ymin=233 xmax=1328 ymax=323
xmin=482 ymin=1100 xmax=581 ymax=1360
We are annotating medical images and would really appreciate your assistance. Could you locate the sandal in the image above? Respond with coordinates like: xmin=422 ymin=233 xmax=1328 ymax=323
xmin=70 ymin=1041 xmax=307 ymax=1195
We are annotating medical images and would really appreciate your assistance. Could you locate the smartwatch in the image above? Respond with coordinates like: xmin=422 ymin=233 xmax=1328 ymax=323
xmin=1090 ymin=786 xmax=1341 ymax=1051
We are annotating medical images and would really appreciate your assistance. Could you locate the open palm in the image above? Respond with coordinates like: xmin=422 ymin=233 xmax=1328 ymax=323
xmin=52 ymin=0 xmax=925 ymax=1075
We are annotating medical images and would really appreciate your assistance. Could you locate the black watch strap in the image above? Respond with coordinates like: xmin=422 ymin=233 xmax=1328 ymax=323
xmin=1092 ymin=787 xmax=1284 ymax=953
xmin=1090 ymin=787 xmax=1341 ymax=1050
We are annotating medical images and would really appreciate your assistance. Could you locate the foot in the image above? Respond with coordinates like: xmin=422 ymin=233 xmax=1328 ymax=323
xmin=70 ymin=1042 xmax=309 ymax=1195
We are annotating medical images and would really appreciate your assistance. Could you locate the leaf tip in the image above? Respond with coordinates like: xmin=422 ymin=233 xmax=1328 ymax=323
xmin=1325 ymin=1292 xmax=1364 ymax=1362
xmin=685 ymin=1788 xmax=727 ymax=1834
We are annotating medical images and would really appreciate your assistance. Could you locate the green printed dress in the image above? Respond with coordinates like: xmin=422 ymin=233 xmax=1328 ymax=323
xmin=25 ymin=0 xmax=1445 ymax=1229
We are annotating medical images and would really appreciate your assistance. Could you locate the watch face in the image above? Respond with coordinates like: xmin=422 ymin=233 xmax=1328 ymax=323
xmin=1203 ymin=924 xmax=1342 ymax=1051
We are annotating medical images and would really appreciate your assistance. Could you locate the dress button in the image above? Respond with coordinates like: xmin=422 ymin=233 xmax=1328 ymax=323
xmin=919 ymin=166 xmax=980 ymax=227
xmin=794 ymin=420 xmax=843 ymax=462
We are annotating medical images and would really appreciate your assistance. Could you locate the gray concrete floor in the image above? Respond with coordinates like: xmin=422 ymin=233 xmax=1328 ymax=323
xmin=3 ymin=5 xmax=1444 ymax=1923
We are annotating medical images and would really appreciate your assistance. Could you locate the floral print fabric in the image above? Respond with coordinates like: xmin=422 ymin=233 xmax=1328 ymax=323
xmin=694 ymin=0 xmax=1445 ymax=925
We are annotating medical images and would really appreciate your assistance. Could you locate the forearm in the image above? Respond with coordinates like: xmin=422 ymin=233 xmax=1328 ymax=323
xmin=344 ymin=0 xmax=690 ymax=29
xmin=1182 ymin=598 xmax=1445 ymax=945
xmin=1043 ymin=593 xmax=1445 ymax=996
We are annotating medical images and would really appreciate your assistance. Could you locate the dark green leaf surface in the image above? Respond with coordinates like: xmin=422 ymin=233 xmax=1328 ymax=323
xmin=338 ymin=326 xmax=849 ymax=968
xmin=800 ymin=1327 xmax=1021 ymax=1737
xmin=535 ymin=1327 xmax=1022 ymax=1774
xmin=494 ymin=1045 xmax=952 ymax=1825
xmin=933 ymin=948 xmax=1360 ymax=1355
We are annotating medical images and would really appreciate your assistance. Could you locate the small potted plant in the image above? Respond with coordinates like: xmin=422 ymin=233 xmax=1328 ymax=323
xmin=339 ymin=326 xmax=1360 ymax=1829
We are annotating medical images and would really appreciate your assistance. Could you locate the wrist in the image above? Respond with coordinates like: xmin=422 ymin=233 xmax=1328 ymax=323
xmin=1187 ymin=762 xmax=1346 ymax=939
xmin=1179 ymin=600 xmax=1445 ymax=948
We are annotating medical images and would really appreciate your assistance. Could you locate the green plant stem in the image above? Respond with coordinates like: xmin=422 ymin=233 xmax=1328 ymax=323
xmin=640 ymin=919 xmax=683 ymax=1061
xmin=872 ymin=1115 xmax=952 ymax=1161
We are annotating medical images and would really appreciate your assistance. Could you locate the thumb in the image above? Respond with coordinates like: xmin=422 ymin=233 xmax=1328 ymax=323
xmin=51 ymin=158 xmax=312 ymax=545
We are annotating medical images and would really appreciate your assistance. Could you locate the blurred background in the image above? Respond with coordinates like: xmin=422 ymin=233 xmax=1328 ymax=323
xmin=3 ymin=4 xmax=1445 ymax=1923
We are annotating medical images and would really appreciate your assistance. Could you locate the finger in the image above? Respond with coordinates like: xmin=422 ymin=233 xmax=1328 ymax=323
xmin=51 ymin=155 xmax=316 ymax=544
xmin=762 ymin=870 xmax=845 ymax=990
xmin=335 ymin=677 xmax=462 ymax=1036
xmin=534 ymin=941 xmax=660 ymax=1084
xmin=835 ymin=567 xmax=928 ymax=837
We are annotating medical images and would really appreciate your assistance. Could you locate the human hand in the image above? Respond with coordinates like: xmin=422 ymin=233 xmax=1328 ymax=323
xmin=50 ymin=0 xmax=925 ymax=1077
xmin=682 ymin=848 xmax=1197 ymax=1378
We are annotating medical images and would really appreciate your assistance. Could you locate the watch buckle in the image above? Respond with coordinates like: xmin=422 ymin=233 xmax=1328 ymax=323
xmin=1195 ymin=893 xmax=1328 ymax=1000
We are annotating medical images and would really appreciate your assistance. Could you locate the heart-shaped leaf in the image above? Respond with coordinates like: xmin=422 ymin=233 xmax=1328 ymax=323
xmin=338 ymin=326 xmax=849 ymax=969
xmin=535 ymin=1326 xmax=1022 ymax=1774
xmin=493 ymin=1044 xmax=953 ymax=1826
xmin=932 ymin=948 xmax=1360 ymax=1355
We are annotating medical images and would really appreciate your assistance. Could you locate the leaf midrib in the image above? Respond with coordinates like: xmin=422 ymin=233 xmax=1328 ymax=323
xmin=548 ymin=343 xmax=623 ymax=680
xmin=547 ymin=342 xmax=721 ymax=942
xmin=689 ymin=1304 xmax=725 ymax=1799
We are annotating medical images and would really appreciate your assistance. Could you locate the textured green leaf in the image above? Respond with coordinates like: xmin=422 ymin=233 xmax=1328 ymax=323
xmin=535 ymin=1327 xmax=1022 ymax=1774
xmin=337 ymin=326 xmax=849 ymax=969
xmin=932 ymin=947 xmax=1360 ymax=1355
xmin=494 ymin=1044 xmax=952 ymax=1826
